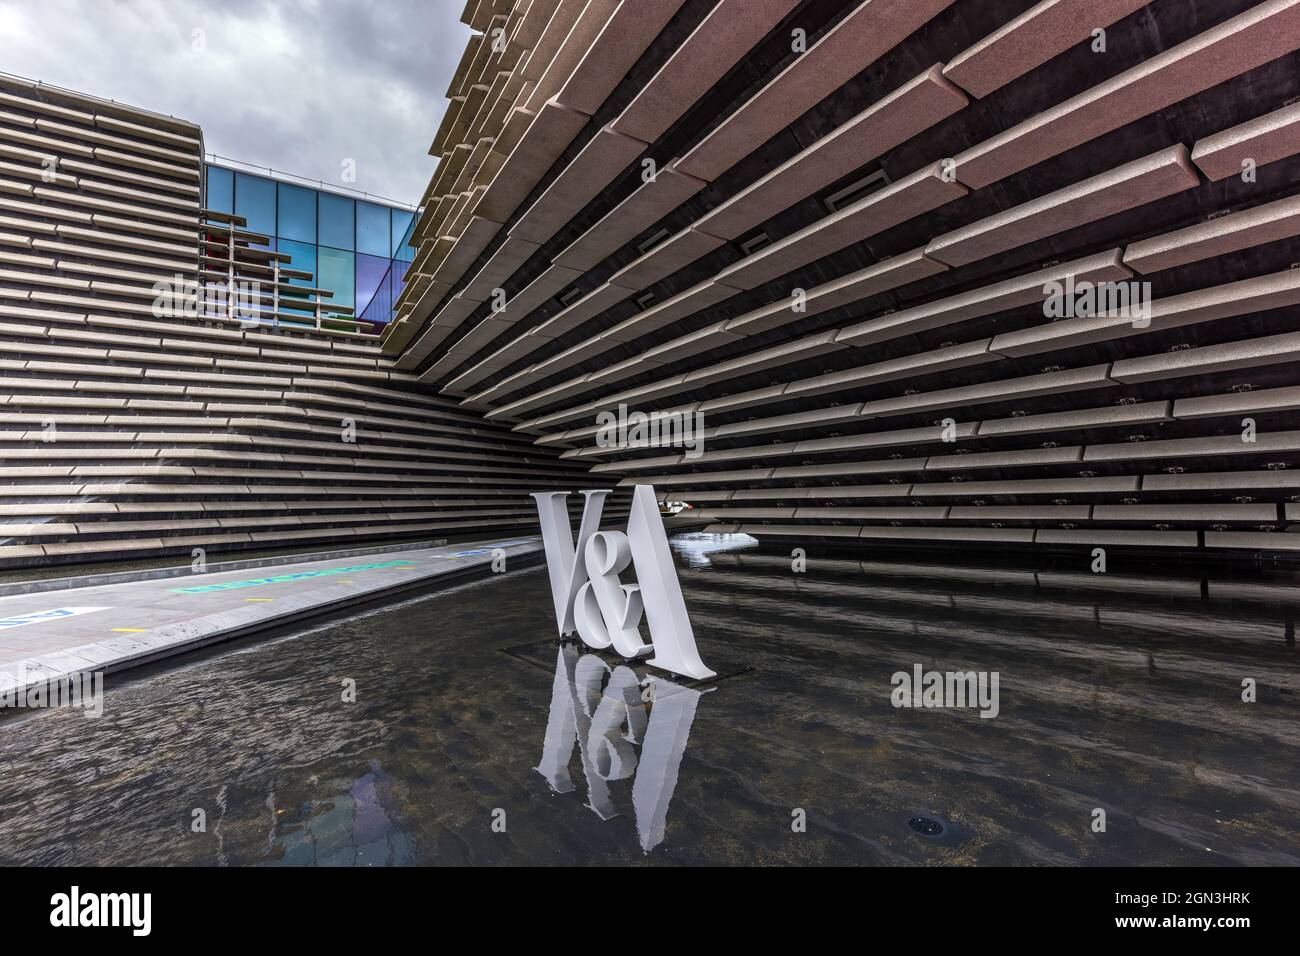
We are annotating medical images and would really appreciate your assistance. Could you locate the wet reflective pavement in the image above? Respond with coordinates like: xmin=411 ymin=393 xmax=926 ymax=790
xmin=0 ymin=533 xmax=1297 ymax=865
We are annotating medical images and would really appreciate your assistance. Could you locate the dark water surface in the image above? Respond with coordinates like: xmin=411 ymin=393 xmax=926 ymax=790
xmin=1 ymin=534 xmax=1297 ymax=865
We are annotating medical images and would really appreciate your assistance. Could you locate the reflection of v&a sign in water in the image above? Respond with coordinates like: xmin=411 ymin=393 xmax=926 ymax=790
xmin=535 ymin=643 xmax=711 ymax=853
xmin=530 ymin=484 xmax=715 ymax=680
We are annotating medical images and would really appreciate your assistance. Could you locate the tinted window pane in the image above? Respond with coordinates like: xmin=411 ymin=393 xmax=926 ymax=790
xmin=318 ymin=191 xmax=355 ymax=250
xmin=391 ymin=209 xmax=414 ymax=258
xmin=277 ymin=239 xmax=317 ymax=289
xmin=205 ymin=165 xmax=233 ymax=214
xmin=318 ymin=246 xmax=355 ymax=310
xmin=356 ymin=202 xmax=390 ymax=257
xmin=355 ymin=253 xmax=390 ymax=316
xmin=234 ymin=173 xmax=276 ymax=243
xmin=277 ymin=183 xmax=316 ymax=243
xmin=387 ymin=258 xmax=410 ymax=321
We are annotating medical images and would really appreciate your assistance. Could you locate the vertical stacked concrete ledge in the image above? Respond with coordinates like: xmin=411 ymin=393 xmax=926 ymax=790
xmin=393 ymin=0 xmax=1300 ymax=559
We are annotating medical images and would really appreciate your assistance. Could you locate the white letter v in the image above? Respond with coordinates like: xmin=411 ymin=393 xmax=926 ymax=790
xmin=531 ymin=490 xmax=609 ymax=636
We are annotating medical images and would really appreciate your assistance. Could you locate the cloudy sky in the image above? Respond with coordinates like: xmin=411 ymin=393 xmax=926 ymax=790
xmin=0 ymin=0 xmax=473 ymax=204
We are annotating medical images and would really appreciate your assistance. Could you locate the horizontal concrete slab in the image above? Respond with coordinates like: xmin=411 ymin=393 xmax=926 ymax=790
xmin=553 ymin=167 xmax=707 ymax=270
xmin=992 ymin=268 xmax=1300 ymax=358
xmin=509 ymin=125 xmax=648 ymax=244
xmin=1205 ymin=531 xmax=1300 ymax=550
xmin=675 ymin=0 xmax=957 ymax=181
xmin=1123 ymin=193 xmax=1300 ymax=274
xmin=1084 ymin=429 xmax=1300 ymax=462
xmin=713 ymin=403 xmax=865 ymax=439
xmin=1093 ymin=503 xmax=1276 ymax=522
xmin=460 ymin=234 xmax=543 ymax=302
xmin=1143 ymin=470 xmax=1300 ymax=492
xmin=837 ymin=249 xmax=1129 ymax=347
xmin=1035 ymin=529 xmax=1199 ymax=547
xmin=952 ymin=0 xmax=1300 ymax=189
xmin=927 ymin=146 xmax=1199 ymax=268
xmin=978 ymin=400 xmax=1172 ymax=436
xmin=911 ymin=476 xmax=1138 ymax=496
xmin=553 ymin=0 xmax=685 ymax=116
xmin=477 ymin=99 xmax=589 ymax=223
xmin=858 ymin=364 xmax=1114 ymax=418
xmin=612 ymin=0 xmax=799 ymax=143
xmin=717 ymin=162 xmax=966 ymax=289
xmin=786 ymin=338 xmax=995 ymax=400
xmin=925 ymin=445 xmax=1083 ymax=470
xmin=943 ymin=0 xmax=1151 ymax=98
xmin=1173 ymin=384 xmax=1300 ymax=419
xmin=1110 ymin=330 xmax=1300 ymax=384
xmin=596 ymin=283 xmax=736 ymax=350
xmin=1191 ymin=100 xmax=1300 ymax=181
xmin=693 ymin=65 xmax=968 ymax=240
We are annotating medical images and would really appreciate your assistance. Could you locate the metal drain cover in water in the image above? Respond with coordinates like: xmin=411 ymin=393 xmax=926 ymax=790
xmin=908 ymin=815 xmax=947 ymax=838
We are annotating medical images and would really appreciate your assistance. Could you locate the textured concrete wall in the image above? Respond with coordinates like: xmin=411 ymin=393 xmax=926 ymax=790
xmin=0 ymin=75 xmax=615 ymax=568
xmin=395 ymin=0 xmax=1300 ymax=560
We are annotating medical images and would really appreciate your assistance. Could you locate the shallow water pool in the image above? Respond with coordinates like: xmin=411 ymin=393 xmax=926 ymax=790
xmin=1 ymin=534 xmax=1297 ymax=865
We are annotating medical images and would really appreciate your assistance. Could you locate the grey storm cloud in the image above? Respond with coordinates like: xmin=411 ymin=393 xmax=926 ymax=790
xmin=0 ymin=0 xmax=473 ymax=204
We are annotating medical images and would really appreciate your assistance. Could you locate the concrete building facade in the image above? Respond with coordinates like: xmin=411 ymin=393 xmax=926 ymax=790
xmin=391 ymin=0 xmax=1300 ymax=561
xmin=0 ymin=72 xmax=613 ymax=568
xmin=5 ymin=0 xmax=1300 ymax=570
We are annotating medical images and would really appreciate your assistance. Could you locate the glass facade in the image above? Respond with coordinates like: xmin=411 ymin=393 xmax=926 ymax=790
xmin=203 ymin=163 xmax=416 ymax=330
xmin=356 ymin=201 xmax=391 ymax=258
xmin=358 ymin=212 xmax=416 ymax=327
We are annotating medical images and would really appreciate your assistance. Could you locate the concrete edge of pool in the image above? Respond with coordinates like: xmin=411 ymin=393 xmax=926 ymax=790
xmin=0 ymin=536 xmax=546 ymax=700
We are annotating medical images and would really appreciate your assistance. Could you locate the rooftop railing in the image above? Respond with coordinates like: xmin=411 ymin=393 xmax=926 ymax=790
xmin=204 ymin=153 xmax=418 ymax=211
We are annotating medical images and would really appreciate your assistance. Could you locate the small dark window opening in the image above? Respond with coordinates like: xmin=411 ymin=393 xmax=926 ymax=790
xmin=823 ymin=169 xmax=890 ymax=213
xmin=637 ymin=228 xmax=671 ymax=255
xmin=738 ymin=231 xmax=772 ymax=256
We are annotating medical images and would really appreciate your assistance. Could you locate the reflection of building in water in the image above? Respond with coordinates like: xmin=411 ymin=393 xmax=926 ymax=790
xmin=536 ymin=644 xmax=710 ymax=853
xmin=268 ymin=761 xmax=414 ymax=867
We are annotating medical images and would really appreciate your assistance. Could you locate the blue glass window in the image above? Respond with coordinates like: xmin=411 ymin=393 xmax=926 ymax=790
xmin=277 ymin=239 xmax=317 ymax=289
xmin=318 ymin=191 xmax=354 ymax=250
xmin=206 ymin=165 xmax=411 ymax=324
xmin=390 ymin=209 xmax=414 ymax=258
xmin=277 ymin=183 xmax=316 ymax=243
xmin=356 ymin=202 xmax=390 ymax=257
xmin=234 ymin=173 xmax=276 ymax=243
xmin=355 ymin=253 xmax=391 ymax=316
xmin=205 ymin=165 xmax=233 ymax=214
xmin=318 ymin=246 xmax=355 ymax=310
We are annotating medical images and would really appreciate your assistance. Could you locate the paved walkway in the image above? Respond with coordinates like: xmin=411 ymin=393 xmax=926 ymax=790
xmin=0 ymin=536 xmax=542 ymax=693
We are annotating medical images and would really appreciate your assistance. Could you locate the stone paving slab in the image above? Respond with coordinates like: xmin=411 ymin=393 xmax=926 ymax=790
xmin=0 ymin=536 xmax=542 ymax=695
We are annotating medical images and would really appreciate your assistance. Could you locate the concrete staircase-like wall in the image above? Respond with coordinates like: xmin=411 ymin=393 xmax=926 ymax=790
xmin=0 ymin=74 xmax=616 ymax=568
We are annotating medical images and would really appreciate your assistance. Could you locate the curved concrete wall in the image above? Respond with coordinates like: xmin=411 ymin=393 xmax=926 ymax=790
xmin=394 ymin=0 xmax=1300 ymax=560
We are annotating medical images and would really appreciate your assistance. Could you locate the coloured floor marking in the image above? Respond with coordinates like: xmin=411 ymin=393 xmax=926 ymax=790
xmin=444 ymin=539 xmax=534 ymax=559
xmin=0 ymin=607 xmax=111 ymax=630
xmin=170 ymin=560 xmax=418 ymax=594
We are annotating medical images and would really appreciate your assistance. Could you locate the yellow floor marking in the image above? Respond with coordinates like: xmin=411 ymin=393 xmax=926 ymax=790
xmin=111 ymin=627 xmax=147 ymax=633
xmin=244 ymin=598 xmax=274 ymax=602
